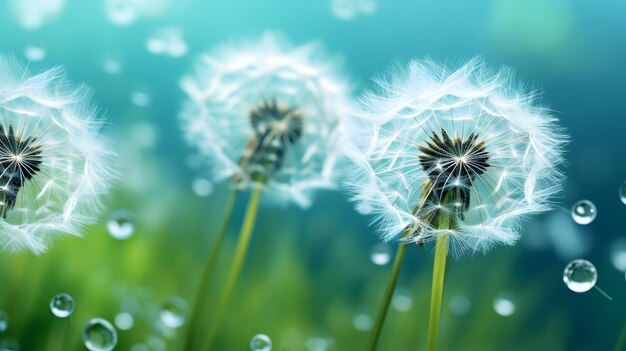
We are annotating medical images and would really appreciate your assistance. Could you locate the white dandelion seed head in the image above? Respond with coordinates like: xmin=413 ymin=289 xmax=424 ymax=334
xmin=0 ymin=55 xmax=114 ymax=254
xmin=179 ymin=31 xmax=353 ymax=208
xmin=343 ymin=57 xmax=566 ymax=257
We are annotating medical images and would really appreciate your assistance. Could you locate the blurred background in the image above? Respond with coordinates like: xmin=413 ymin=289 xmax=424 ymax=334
xmin=1 ymin=0 xmax=625 ymax=350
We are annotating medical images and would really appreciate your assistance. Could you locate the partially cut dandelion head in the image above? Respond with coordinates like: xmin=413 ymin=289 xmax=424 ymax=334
xmin=343 ymin=57 xmax=566 ymax=256
xmin=179 ymin=32 xmax=352 ymax=207
xmin=0 ymin=55 xmax=114 ymax=254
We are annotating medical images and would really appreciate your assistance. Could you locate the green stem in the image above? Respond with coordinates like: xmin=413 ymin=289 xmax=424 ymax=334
xmin=202 ymin=187 xmax=263 ymax=351
xmin=614 ymin=322 xmax=626 ymax=351
xmin=427 ymin=234 xmax=449 ymax=351
xmin=367 ymin=241 xmax=409 ymax=351
xmin=183 ymin=190 xmax=238 ymax=351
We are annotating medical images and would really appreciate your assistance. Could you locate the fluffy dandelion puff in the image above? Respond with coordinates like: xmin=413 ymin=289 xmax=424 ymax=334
xmin=179 ymin=32 xmax=352 ymax=207
xmin=0 ymin=55 xmax=114 ymax=254
xmin=343 ymin=57 xmax=566 ymax=256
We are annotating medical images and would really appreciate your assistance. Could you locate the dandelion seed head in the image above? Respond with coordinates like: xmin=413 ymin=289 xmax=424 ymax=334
xmin=0 ymin=55 xmax=114 ymax=254
xmin=179 ymin=32 xmax=352 ymax=207
xmin=343 ymin=57 xmax=566 ymax=256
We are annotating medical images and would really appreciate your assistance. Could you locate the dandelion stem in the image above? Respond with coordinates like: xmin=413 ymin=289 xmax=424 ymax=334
xmin=427 ymin=233 xmax=450 ymax=351
xmin=614 ymin=322 xmax=626 ymax=351
xmin=183 ymin=190 xmax=238 ymax=351
xmin=202 ymin=187 xmax=263 ymax=350
xmin=367 ymin=239 xmax=409 ymax=351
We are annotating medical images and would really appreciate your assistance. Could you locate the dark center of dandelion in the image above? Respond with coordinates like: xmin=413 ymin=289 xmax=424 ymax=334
xmin=236 ymin=99 xmax=304 ymax=183
xmin=0 ymin=125 xmax=43 ymax=218
xmin=412 ymin=128 xmax=490 ymax=235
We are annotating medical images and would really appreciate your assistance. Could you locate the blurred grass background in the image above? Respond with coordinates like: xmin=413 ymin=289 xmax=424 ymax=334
xmin=1 ymin=0 xmax=626 ymax=350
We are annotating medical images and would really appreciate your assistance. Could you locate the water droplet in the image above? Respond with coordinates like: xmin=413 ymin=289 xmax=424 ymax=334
xmin=146 ymin=336 xmax=166 ymax=351
xmin=130 ymin=88 xmax=152 ymax=107
xmin=192 ymin=178 xmax=213 ymax=197
xmin=370 ymin=244 xmax=391 ymax=266
xmin=305 ymin=336 xmax=335 ymax=351
xmin=83 ymin=318 xmax=117 ymax=351
xmin=563 ymin=259 xmax=597 ymax=293
xmin=50 ymin=293 xmax=75 ymax=318
xmin=620 ymin=182 xmax=626 ymax=205
xmin=330 ymin=0 xmax=377 ymax=21
xmin=159 ymin=296 xmax=187 ymax=329
xmin=391 ymin=290 xmax=413 ymax=312
xmin=146 ymin=27 xmax=187 ymax=58
xmin=449 ymin=295 xmax=471 ymax=316
xmin=0 ymin=339 xmax=19 ymax=351
xmin=610 ymin=238 xmax=626 ymax=271
xmin=250 ymin=334 xmax=272 ymax=351
xmin=130 ymin=344 xmax=149 ymax=351
xmin=493 ymin=293 xmax=516 ymax=316
xmin=102 ymin=56 xmax=123 ymax=75
xmin=0 ymin=310 xmax=7 ymax=332
xmin=571 ymin=200 xmax=596 ymax=225
xmin=114 ymin=312 xmax=134 ymax=330
xmin=24 ymin=45 xmax=46 ymax=62
xmin=352 ymin=313 xmax=373 ymax=331
xmin=105 ymin=0 xmax=138 ymax=26
xmin=107 ymin=210 xmax=135 ymax=240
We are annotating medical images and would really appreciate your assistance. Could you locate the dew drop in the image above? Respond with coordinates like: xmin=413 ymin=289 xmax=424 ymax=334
xmin=305 ymin=336 xmax=335 ymax=351
xmin=130 ymin=344 xmax=149 ymax=351
xmin=449 ymin=295 xmax=471 ymax=316
xmin=105 ymin=0 xmax=137 ymax=26
xmin=24 ymin=45 xmax=46 ymax=62
xmin=370 ymin=243 xmax=391 ymax=266
xmin=610 ymin=238 xmax=626 ymax=271
xmin=50 ymin=293 xmax=75 ymax=318
xmin=83 ymin=318 xmax=117 ymax=351
xmin=249 ymin=334 xmax=272 ymax=351
xmin=571 ymin=200 xmax=596 ymax=225
xmin=0 ymin=310 xmax=7 ymax=332
xmin=0 ymin=339 xmax=19 ymax=351
xmin=620 ymin=182 xmax=626 ymax=205
xmin=493 ymin=293 xmax=516 ymax=316
xmin=563 ymin=259 xmax=597 ymax=293
xmin=114 ymin=312 xmax=134 ymax=330
xmin=391 ymin=290 xmax=413 ymax=312
xmin=352 ymin=313 xmax=373 ymax=331
xmin=146 ymin=336 xmax=166 ymax=351
xmin=159 ymin=296 xmax=187 ymax=329
xmin=130 ymin=88 xmax=152 ymax=107
xmin=192 ymin=178 xmax=213 ymax=197
xmin=102 ymin=56 xmax=123 ymax=75
xmin=107 ymin=210 xmax=135 ymax=240
xmin=146 ymin=27 xmax=187 ymax=58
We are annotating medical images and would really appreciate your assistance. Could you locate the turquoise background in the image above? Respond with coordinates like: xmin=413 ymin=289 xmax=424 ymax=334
xmin=1 ymin=1 xmax=625 ymax=350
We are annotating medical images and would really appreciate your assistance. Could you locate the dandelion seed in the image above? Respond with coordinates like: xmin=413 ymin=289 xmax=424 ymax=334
xmin=0 ymin=55 xmax=114 ymax=254
xmin=179 ymin=31 xmax=352 ymax=208
xmin=342 ymin=57 xmax=566 ymax=350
